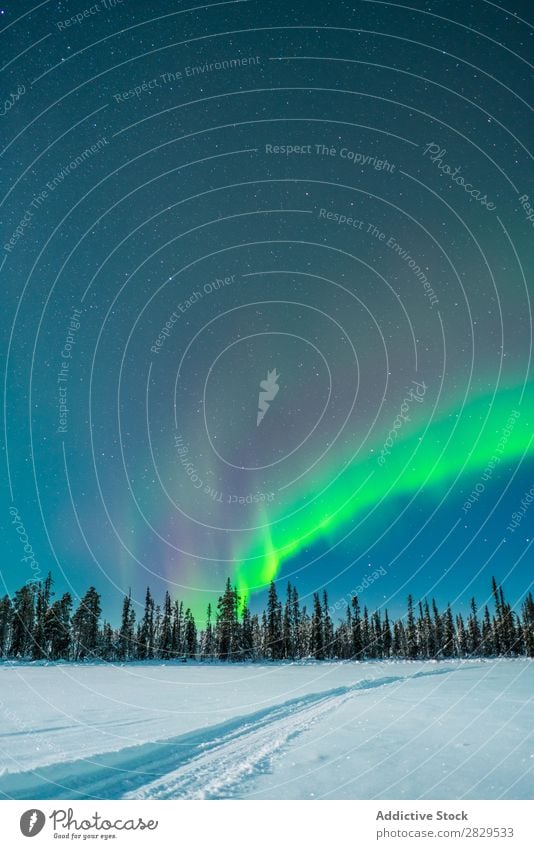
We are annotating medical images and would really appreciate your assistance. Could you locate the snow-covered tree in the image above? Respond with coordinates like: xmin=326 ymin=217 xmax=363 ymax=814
xmin=72 ymin=587 xmax=101 ymax=660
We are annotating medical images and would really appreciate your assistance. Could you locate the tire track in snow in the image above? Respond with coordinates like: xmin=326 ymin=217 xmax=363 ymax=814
xmin=124 ymin=666 xmax=459 ymax=800
xmin=0 ymin=665 xmax=463 ymax=800
xmin=125 ymin=686 xmax=351 ymax=799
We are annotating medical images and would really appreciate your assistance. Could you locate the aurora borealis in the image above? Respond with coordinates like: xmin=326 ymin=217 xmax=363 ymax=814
xmin=235 ymin=383 xmax=533 ymax=597
xmin=2 ymin=0 xmax=533 ymax=623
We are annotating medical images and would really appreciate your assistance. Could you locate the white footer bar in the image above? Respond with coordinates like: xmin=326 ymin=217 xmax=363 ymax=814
xmin=1 ymin=799 xmax=532 ymax=848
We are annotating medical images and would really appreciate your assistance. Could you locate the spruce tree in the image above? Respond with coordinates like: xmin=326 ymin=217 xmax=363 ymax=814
xmin=310 ymin=593 xmax=324 ymax=660
xmin=351 ymin=595 xmax=363 ymax=659
xmin=71 ymin=587 xmax=101 ymax=660
xmin=300 ymin=605 xmax=311 ymax=657
xmin=233 ymin=584 xmax=243 ymax=657
xmin=291 ymin=585 xmax=301 ymax=659
xmin=322 ymin=591 xmax=334 ymax=658
xmin=467 ymin=597 xmax=482 ymax=655
xmin=343 ymin=605 xmax=353 ymax=659
xmin=241 ymin=599 xmax=254 ymax=660
xmin=362 ymin=606 xmax=371 ymax=659
xmin=117 ymin=591 xmax=129 ymax=661
xmin=0 ymin=595 xmax=13 ymax=657
xmin=171 ymin=601 xmax=184 ymax=658
xmin=202 ymin=602 xmax=215 ymax=660
xmin=441 ymin=604 xmax=455 ymax=658
xmin=282 ymin=582 xmax=293 ymax=659
xmin=261 ymin=609 xmax=268 ymax=657
xmin=153 ymin=604 xmax=162 ymax=651
xmin=521 ymin=593 xmax=534 ymax=657
xmin=514 ymin=611 xmax=525 ymax=655
xmin=382 ymin=609 xmax=392 ymax=658
xmin=456 ymin=614 xmax=468 ymax=657
xmin=32 ymin=573 xmax=53 ymax=660
xmin=45 ymin=593 xmax=72 ymax=660
xmin=266 ymin=581 xmax=283 ymax=660
xmin=393 ymin=620 xmax=406 ymax=656
xmin=248 ymin=613 xmax=260 ymax=659
xmin=138 ymin=587 xmax=153 ymax=660
xmin=333 ymin=617 xmax=348 ymax=658
xmin=10 ymin=584 xmax=36 ymax=657
xmin=158 ymin=591 xmax=173 ymax=658
xmin=432 ymin=598 xmax=443 ymax=654
xmin=492 ymin=577 xmax=503 ymax=653
xmin=371 ymin=610 xmax=382 ymax=658
xmin=100 ymin=621 xmax=114 ymax=660
xmin=118 ymin=591 xmax=135 ymax=661
xmin=481 ymin=605 xmax=494 ymax=656
xmin=217 ymin=578 xmax=239 ymax=660
xmin=421 ymin=600 xmax=435 ymax=657
xmin=499 ymin=586 xmax=517 ymax=655
xmin=406 ymin=595 xmax=418 ymax=659
xmin=184 ymin=609 xmax=197 ymax=658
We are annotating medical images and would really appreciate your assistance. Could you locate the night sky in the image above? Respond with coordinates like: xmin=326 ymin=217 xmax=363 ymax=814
xmin=2 ymin=0 xmax=533 ymax=624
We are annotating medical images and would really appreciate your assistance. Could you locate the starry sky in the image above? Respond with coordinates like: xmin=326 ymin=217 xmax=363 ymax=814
xmin=1 ymin=0 xmax=533 ymax=624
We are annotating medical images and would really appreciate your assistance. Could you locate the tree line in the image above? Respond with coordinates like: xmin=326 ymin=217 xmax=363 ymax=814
xmin=0 ymin=573 xmax=533 ymax=662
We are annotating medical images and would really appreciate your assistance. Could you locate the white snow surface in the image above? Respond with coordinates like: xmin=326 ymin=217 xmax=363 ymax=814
xmin=0 ymin=659 xmax=531 ymax=800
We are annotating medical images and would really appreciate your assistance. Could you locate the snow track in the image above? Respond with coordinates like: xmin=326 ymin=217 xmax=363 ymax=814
xmin=0 ymin=665 xmax=458 ymax=800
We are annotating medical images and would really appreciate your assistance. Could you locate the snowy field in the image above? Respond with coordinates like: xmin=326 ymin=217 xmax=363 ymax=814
xmin=0 ymin=659 xmax=531 ymax=800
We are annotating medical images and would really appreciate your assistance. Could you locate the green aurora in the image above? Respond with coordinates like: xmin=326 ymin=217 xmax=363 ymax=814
xmin=234 ymin=382 xmax=533 ymax=600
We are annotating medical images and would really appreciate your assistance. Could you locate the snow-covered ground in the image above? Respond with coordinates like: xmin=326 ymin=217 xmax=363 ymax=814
xmin=0 ymin=659 xmax=531 ymax=800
